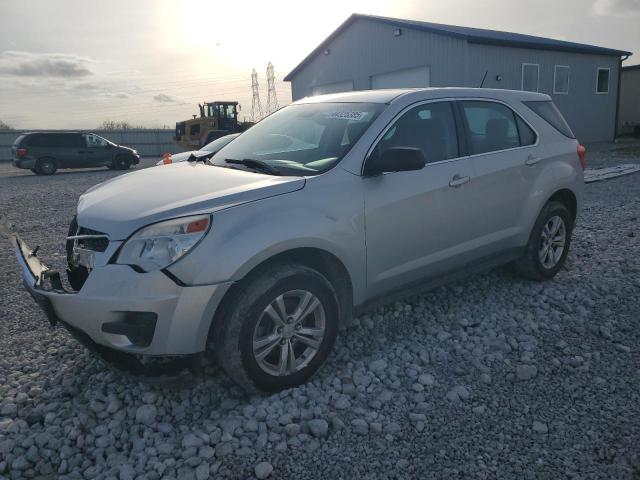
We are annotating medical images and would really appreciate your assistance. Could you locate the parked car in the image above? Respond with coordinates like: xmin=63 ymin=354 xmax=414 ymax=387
xmin=156 ymin=133 xmax=240 ymax=166
xmin=13 ymin=88 xmax=584 ymax=392
xmin=12 ymin=132 xmax=140 ymax=175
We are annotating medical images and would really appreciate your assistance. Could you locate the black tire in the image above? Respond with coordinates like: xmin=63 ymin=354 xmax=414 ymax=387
xmin=113 ymin=156 xmax=131 ymax=170
xmin=215 ymin=264 xmax=339 ymax=393
xmin=30 ymin=168 xmax=37 ymax=173
xmin=512 ymin=201 xmax=573 ymax=280
xmin=35 ymin=158 xmax=57 ymax=175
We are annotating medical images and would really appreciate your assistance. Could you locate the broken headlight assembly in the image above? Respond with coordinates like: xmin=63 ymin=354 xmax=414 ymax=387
xmin=116 ymin=215 xmax=210 ymax=272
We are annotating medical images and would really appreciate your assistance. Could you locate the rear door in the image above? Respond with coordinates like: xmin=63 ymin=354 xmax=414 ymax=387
xmin=363 ymin=100 xmax=476 ymax=298
xmin=457 ymin=99 xmax=539 ymax=254
xmin=55 ymin=134 xmax=86 ymax=167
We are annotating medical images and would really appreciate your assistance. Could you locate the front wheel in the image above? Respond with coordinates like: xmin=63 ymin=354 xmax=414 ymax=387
xmin=113 ymin=156 xmax=131 ymax=170
xmin=512 ymin=201 xmax=573 ymax=280
xmin=215 ymin=264 xmax=339 ymax=393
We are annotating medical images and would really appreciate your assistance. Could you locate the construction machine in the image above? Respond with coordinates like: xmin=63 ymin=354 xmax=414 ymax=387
xmin=173 ymin=101 xmax=253 ymax=149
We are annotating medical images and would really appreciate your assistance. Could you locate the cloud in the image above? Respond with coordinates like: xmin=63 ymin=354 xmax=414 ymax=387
xmin=592 ymin=0 xmax=640 ymax=16
xmin=0 ymin=50 xmax=93 ymax=78
xmin=99 ymin=91 xmax=131 ymax=99
xmin=153 ymin=93 xmax=176 ymax=103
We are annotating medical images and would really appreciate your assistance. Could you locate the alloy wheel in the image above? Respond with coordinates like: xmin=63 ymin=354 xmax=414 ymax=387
xmin=252 ymin=290 xmax=326 ymax=376
xmin=539 ymin=215 xmax=566 ymax=269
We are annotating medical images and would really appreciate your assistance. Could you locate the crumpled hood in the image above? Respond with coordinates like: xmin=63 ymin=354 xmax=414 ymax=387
xmin=77 ymin=162 xmax=305 ymax=239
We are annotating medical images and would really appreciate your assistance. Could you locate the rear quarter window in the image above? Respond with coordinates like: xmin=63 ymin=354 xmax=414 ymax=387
xmin=27 ymin=134 xmax=50 ymax=147
xmin=523 ymin=100 xmax=575 ymax=139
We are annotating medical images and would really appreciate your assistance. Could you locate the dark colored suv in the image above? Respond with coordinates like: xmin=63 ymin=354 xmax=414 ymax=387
xmin=12 ymin=132 xmax=140 ymax=175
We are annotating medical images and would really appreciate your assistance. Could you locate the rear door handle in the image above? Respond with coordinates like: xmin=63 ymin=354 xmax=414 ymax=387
xmin=525 ymin=154 xmax=541 ymax=166
xmin=449 ymin=174 xmax=470 ymax=188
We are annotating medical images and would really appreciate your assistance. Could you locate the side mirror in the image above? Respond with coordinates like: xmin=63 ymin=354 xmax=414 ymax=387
xmin=365 ymin=147 xmax=426 ymax=176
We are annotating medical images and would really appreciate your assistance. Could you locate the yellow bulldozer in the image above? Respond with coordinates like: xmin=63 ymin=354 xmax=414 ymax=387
xmin=173 ymin=101 xmax=254 ymax=150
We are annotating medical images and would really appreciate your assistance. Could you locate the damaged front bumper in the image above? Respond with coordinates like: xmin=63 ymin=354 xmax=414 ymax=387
xmin=13 ymin=233 xmax=231 ymax=361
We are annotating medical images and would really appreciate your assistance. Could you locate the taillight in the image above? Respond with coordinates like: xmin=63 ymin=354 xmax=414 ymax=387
xmin=577 ymin=144 xmax=586 ymax=170
xmin=17 ymin=148 xmax=27 ymax=158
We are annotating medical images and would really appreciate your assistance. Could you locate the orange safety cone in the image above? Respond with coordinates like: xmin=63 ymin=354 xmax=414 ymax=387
xmin=162 ymin=152 xmax=172 ymax=164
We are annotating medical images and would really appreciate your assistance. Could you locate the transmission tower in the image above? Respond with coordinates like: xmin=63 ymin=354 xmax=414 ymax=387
xmin=266 ymin=62 xmax=279 ymax=114
xmin=251 ymin=68 xmax=263 ymax=122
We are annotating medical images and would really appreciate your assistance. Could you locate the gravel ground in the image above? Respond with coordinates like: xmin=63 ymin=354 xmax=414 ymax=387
xmin=0 ymin=151 xmax=639 ymax=480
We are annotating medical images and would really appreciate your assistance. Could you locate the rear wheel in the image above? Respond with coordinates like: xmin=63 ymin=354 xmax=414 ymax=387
xmin=35 ymin=158 xmax=56 ymax=175
xmin=215 ymin=264 xmax=339 ymax=393
xmin=113 ymin=156 xmax=131 ymax=170
xmin=512 ymin=201 xmax=573 ymax=280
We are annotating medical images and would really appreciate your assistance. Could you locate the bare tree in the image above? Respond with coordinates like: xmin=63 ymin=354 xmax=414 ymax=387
xmin=0 ymin=120 xmax=13 ymax=130
xmin=97 ymin=120 xmax=146 ymax=130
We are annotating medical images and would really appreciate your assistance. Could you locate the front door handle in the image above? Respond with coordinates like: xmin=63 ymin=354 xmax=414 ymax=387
xmin=525 ymin=154 xmax=541 ymax=166
xmin=449 ymin=174 xmax=470 ymax=188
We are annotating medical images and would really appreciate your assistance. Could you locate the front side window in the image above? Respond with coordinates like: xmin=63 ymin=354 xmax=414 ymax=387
xmin=85 ymin=134 xmax=108 ymax=148
xmin=554 ymin=65 xmax=570 ymax=94
xmin=461 ymin=101 xmax=521 ymax=154
xmin=210 ymin=102 xmax=386 ymax=176
xmin=596 ymin=68 xmax=610 ymax=94
xmin=370 ymin=101 xmax=459 ymax=165
xmin=522 ymin=64 xmax=540 ymax=92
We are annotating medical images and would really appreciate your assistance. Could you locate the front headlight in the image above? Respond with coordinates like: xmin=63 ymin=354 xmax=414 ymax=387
xmin=116 ymin=215 xmax=210 ymax=271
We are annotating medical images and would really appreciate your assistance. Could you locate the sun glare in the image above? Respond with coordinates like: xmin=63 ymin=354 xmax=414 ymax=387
xmin=159 ymin=0 xmax=387 ymax=72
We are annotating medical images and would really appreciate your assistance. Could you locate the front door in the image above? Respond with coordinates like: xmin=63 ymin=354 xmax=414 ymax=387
xmin=363 ymin=101 xmax=476 ymax=298
xmin=82 ymin=134 xmax=112 ymax=167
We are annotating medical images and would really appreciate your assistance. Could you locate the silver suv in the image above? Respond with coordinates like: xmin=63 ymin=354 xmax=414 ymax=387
xmin=13 ymin=88 xmax=584 ymax=392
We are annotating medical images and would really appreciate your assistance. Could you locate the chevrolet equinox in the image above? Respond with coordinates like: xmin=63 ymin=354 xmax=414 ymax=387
xmin=13 ymin=88 xmax=584 ymax=392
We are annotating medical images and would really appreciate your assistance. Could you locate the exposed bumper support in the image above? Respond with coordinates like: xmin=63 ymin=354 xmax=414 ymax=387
xmin=13 ymin=233 xmax=232 ymax=356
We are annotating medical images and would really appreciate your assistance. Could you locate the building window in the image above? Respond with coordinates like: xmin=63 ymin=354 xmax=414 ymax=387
xmin=553 ymin=65 xmax=570 ymax=94
xmin=596 ymin=68 xmax=610 ymax=94
xmin=521 ymin=64 xmax=540 ymax=92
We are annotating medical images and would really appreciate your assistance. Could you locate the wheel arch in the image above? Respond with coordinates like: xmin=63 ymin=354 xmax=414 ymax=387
xmin=207 ymin=246 xmax=354 ymax=347
xmin=546 ymin=188 xmax=577 ymax=223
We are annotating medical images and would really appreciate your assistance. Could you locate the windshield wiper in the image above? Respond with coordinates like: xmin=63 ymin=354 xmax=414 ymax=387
xmin=224 ymin=158 xmax=281 ymax=175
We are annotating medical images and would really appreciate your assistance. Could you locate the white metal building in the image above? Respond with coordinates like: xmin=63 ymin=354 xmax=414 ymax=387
xmin=284 ymin=14 xmax=633 ymax=142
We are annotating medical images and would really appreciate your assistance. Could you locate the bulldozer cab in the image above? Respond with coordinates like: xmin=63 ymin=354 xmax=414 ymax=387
xmin=205 ymin=102 xmax=238 ymax=131
xmin=174 ymin=100 xmax=251 ymax=150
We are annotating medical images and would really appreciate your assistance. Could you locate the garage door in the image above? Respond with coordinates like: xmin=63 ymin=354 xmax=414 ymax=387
xmin=371 ymin=66 xmax=430 ymax=89
xmin=311 ymin=80 xmax=354 ymax=96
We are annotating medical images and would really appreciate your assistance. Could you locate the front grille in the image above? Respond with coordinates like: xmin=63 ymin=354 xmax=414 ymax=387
xmin=76 ymin=226 xmax=109 ymax=252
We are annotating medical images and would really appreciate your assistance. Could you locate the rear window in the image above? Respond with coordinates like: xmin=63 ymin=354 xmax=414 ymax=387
xmin=12 ymin=134 xmax=27 ymax=147
xmin=523 ymin=101 xmax=575 ymax=139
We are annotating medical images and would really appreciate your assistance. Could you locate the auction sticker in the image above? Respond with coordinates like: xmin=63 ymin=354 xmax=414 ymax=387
xmin=324 ymin=111 xmax=368 ymax=121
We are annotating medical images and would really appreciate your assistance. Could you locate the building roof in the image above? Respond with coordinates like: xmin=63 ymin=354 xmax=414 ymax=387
xmin=284 ymin=13 xmax=633 ymax=81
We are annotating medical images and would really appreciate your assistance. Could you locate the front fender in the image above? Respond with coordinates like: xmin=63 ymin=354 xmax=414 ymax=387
xmin=166 ymin=170 xmax=367 ymax=304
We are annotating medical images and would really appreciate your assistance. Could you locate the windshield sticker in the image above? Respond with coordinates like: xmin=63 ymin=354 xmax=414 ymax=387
xmin=324 ymin=111 xmax=368 ymax=121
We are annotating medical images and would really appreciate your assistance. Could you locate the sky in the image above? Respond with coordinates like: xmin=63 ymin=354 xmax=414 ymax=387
xmin=0 ymin=0 xmax=638 ymax=129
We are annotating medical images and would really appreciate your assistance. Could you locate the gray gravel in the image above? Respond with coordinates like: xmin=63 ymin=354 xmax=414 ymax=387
xmin=0 ymin=152 xmax=639 ymax=479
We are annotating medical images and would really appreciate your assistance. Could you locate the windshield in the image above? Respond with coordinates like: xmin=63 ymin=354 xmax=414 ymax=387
xmin=200 ymin=134 xmax=237 ymax=153
xmin=209 ymin=102 xmax=386 ymax=176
